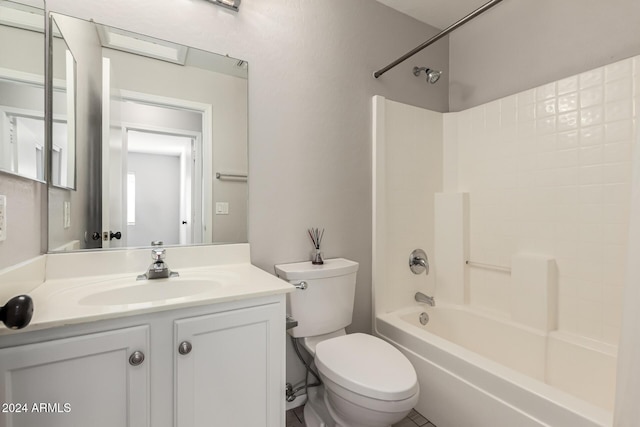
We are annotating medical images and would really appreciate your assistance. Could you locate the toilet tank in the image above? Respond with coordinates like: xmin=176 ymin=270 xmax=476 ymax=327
xmin=275 ymin=258 xmax=359 ymax=338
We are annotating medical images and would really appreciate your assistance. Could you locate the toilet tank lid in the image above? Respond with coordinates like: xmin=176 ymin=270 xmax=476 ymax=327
xmin=274 ymin=258 xmax=359 ymax=280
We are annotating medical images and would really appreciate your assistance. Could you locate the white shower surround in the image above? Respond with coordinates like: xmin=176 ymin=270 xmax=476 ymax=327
xmin=372 ymin=54 xmax=640 ymax=426
xmin=444 ymin=56 xmax=639 ymax=345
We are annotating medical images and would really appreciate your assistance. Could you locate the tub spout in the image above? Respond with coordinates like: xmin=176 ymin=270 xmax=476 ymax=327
xmin=415 ymin=291 xmax=435 ymax=306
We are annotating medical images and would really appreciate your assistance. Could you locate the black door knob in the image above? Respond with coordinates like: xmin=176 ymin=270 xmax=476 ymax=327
xmin=110 ymin=231 xmax=122 ymax=240
xmin=0 ymin=295 xmax=34 ymax=329
xmin=91 ymin=232 xmax=101 ymax=240
xmin=182 ymin=221 xmax=187 ymax=225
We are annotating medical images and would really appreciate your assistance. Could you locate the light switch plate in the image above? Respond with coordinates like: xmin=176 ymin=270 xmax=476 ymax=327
xmin=215 ymin=202 xmax=229 ymax=215
xmin=0 ymin=195 xmax=6 ymax=241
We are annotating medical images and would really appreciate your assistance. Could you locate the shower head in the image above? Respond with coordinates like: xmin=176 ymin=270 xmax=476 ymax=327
xmin=413 ymin=66 xmax=442 ymax=84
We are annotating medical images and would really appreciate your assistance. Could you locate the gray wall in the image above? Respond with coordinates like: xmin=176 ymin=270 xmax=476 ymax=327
xmin=449 ymin=0 xmax=640 ymax=111
xmin=0 ymin=177 xmax=42 ymax=269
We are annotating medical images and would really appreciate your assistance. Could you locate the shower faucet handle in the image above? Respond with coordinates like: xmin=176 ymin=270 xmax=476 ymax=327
xmin=409 ymin=249 xmax=429 ymax=275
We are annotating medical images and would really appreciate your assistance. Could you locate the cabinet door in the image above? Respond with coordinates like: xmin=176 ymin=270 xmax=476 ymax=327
xmin=0 ymin=326 xmax=149 ymax=427
xmin=175 ymin=303 xmax=284 ymax=427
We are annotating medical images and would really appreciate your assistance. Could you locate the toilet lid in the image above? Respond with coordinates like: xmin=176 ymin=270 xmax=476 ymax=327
xmin=314 ymin=333 xmax=418 ymax=401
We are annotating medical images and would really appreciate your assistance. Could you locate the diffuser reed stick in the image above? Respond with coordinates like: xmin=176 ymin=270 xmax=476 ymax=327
xmin=308 ymin=228 xmax=324 ymax=249
xmin=308 ymin=227 xmax=325 ymax=264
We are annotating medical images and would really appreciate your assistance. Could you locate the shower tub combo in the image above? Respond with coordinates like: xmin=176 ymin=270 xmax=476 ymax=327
xmin=371 ymin=48 xmax=639 ymax=425
xmin=375 ymin=304 xmax=616 ymax=427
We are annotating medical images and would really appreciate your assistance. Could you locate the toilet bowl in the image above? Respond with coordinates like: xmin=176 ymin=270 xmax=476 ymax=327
xmin=312 ymin=333 xmax=418 ymax=427
xmin=275 ymin=259 xmax=420 ymax=427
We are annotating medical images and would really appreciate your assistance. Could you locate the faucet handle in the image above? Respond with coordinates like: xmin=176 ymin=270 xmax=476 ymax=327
xmin=409 ymin=249 xmax=429 ymax=275
xmin=151 ymin=241 xmax=164 ymax=247
xmin=152 ymin=248 xmax=166 ymax=261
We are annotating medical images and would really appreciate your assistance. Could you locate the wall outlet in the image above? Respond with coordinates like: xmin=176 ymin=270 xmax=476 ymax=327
xmin=215 ymin=202 xmax=229 ymax=215
xmin=0 ymin=195 xmax=6 ymax=242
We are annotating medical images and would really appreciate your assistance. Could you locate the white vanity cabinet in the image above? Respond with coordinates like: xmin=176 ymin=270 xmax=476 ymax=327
xmin=175 ymin=302 xmax=284 ymax=427
xmin=0 ymin=326 xmax=150 ymax=427
xmin=0 ymin=295 xmax=286 ymax=427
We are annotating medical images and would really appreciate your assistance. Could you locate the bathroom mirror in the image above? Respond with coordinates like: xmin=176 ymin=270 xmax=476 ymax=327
xmin=0 ymin=0 xmax=46 ymax=183
xmin=50 ymin=15 xmax=77 ymax=190
xmin=47 ymin=13 xmax=248 ymax=252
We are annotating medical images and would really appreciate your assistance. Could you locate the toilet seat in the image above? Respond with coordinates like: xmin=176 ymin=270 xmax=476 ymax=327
xmin=314 ymin=333 xmax=418 ymax=401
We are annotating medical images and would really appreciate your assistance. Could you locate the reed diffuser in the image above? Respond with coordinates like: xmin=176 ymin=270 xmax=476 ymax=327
xmin=308 ymin=227 xmax=325 ymax=265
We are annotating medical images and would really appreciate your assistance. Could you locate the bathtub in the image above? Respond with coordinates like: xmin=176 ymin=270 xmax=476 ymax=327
xmin=375 ymin=305 xmax=616 ymax=427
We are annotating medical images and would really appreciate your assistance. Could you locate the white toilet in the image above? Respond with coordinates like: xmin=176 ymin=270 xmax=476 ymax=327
xmin=275 ymin=258 xmax=419 ymax=427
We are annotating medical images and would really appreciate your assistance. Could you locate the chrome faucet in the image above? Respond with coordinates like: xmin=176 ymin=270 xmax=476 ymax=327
xmin=415 ymin=291 xmax=435 ymax=307
xmin=137 ymin=241 xmax=179 ymax=280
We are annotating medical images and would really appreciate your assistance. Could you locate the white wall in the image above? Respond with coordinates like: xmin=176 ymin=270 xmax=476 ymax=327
xmin=449 ymin=0 xmax=640 ymax=111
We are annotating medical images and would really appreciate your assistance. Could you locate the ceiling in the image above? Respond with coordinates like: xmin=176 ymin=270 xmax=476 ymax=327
xmin=376 ymin=0 xmax=490 ymax=30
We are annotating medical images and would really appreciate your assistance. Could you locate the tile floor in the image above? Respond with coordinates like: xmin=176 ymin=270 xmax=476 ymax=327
xmin=286 ymin=406 xmax=436 ymax=427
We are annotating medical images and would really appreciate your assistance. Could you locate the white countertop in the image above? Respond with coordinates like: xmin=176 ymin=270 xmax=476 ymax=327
xmin=16 ymin=263 xmax=292 ymax=335
xmin=0 ymin=244 xmax=294 ymax=335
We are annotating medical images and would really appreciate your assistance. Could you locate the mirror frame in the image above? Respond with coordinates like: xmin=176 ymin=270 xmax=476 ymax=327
xmin=49 ymin=15 xmax=77 ymax=191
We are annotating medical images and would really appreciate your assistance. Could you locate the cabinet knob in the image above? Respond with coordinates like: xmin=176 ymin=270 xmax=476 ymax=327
xmin=178 ymin=341 xmax=192 ymax=355
xmin=129 ymin=350 xmax=145 ymax=366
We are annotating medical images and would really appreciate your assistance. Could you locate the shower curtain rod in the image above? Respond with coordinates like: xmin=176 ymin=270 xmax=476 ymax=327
xmin=373 ymin=0 xmax=504 ymax=79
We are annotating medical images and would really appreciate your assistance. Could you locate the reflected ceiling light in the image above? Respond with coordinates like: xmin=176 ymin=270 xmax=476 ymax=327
xmin=97 ymin=25 xmax=188 ymax=65
xmin=0 ymin=2 xmax=44 ymax=32
xmin=209 ymin=0 xmax=241 ymax=12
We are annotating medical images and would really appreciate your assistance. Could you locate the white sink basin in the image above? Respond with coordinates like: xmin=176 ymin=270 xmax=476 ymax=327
xmin=78 ymin=278 xmax=222 ymax=306
xmin=47 ymin=271 xmax=233 ymax=307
